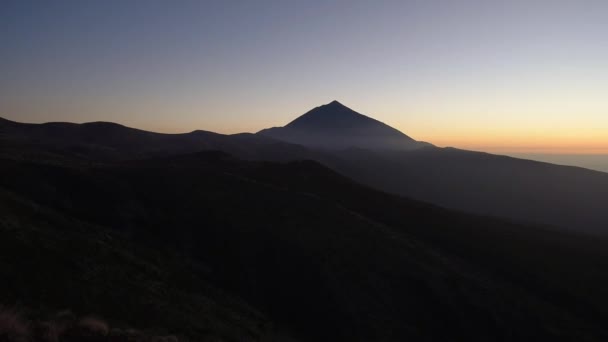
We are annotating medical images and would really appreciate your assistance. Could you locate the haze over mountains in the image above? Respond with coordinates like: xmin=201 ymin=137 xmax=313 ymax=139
xmin=2 ymin=102 xmax=608 ymax=234
xmin=259 ymin=102 xmax=608 ymax=232
xmin=507 ymin=153 xmax=608 ymax=173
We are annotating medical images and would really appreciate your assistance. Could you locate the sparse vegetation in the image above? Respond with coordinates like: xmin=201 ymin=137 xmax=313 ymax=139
xmin=0 ymin=307 xmax=29 ymax=342
xmin=0 ymin=308 xmax=182 ymax=342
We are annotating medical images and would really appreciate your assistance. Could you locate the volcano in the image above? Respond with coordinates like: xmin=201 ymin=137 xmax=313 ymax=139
xmin=258 ymin=100 xmax=431 ymax=150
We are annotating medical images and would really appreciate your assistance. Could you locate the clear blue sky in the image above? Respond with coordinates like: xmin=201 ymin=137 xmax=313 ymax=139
xmin=2 ymin=0 xmax=607 ymax=152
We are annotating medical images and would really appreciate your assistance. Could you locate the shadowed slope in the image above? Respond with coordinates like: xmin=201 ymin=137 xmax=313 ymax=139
xmin=332 ymin=147 xmax=608 ymax=233
xmin=0 ymin=186 xmax=269 ymax=342
xmin=2 ymin=151 xmax=608 ymax=341
xmin=257 ymin=102 xmax=608 ymax=233
xmin=4 ymin=109 xmax=608 ymax=233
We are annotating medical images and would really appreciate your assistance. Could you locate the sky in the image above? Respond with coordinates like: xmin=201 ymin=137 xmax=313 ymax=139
xmin=1 ymin=0 xmax=608 ymax=153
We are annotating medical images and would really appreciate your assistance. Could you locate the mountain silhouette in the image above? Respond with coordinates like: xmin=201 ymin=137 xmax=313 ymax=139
xmin=258 ymin=100 xmax=431 ymax=150
xmin=0 ymin=116 xmax=325 ymax=163
xmin=4 ymin=108 xmax=608 ymax=233
xmin=255 ymin=103 xmax=608 ymax=233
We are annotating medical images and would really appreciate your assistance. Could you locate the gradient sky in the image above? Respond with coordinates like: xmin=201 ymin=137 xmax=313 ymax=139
xmin=2 ymin=0 xmax=608 ymax=153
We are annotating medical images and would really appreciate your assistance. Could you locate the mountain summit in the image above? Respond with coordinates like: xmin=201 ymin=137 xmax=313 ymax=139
xmin=258 ymin=101 xmax=430 ymax=150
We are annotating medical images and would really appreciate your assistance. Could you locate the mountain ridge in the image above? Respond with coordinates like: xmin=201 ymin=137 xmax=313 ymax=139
xmin=3 ymin=104 xmax=608 ymax=233
xmin=258 ymin=101 xmax=431 ymax=150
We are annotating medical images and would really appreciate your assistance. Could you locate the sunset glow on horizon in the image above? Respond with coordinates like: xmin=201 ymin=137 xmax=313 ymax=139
xmin=2 ymin=0 xmax=607 ymax=155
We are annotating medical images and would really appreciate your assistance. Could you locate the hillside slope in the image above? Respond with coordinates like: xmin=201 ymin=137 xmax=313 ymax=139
xmin=332 ymin=147 xmax=608 ymax=232
xmin=2 ymin=152 xmax=608 ymax=341
xmin=6 ymin=113 xmax=608 ymax=233
xmin=0 ymin=186 xmax=269 ymax=342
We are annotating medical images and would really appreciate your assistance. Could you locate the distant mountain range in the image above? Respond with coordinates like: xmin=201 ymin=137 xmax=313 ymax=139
xmin=3 ymin=105 xmax=608 ymax=340
xmin=3 ymin=102 xmax=607 ymax=233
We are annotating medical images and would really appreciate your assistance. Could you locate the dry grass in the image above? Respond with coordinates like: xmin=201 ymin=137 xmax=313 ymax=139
xmin=0 ymin=307 xmax=29 ymax=342
xmin=77 ymin=316 xmax=109 ymax=336
xmin=0 ymin=307 xmax=180 ymax=342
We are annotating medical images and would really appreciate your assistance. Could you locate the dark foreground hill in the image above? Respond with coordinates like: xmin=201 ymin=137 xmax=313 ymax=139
xmin=0 ymin=180 xmax=267 ymax=342
xmin=2 ymin=151 xmax=608 ymax=341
